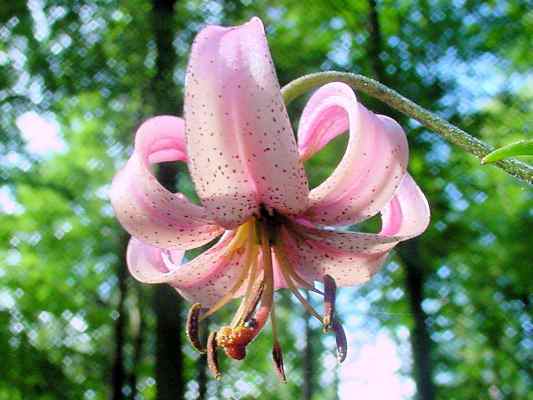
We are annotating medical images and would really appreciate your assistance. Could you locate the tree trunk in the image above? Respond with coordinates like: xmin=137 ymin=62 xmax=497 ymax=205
xmin=110 ymin=234 xmax=129 ymax=400
xmin=196 ymin=322 xmax=208 ymax=400
xmin=154 ymin=285 xmax=183 ymax=400
xmin=367 ymin=0 xmax=385 ymax=83
xmin=149 ymin=0 xmax=184 ymax=399
xmin=129 ymin=286 xmax=147 ymax=399
xmin=398 ymin=240 xmax=436 ymax=400
xmin=365 ymin=2 xmax=436 ymax=398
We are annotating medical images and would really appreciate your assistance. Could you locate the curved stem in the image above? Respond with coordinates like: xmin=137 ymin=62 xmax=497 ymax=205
xmin=281 ymin=71 xmax=533 ymax=185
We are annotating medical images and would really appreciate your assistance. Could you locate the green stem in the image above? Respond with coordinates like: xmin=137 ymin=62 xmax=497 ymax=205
xmin=281 ymin=71 xmax=533 ymax=185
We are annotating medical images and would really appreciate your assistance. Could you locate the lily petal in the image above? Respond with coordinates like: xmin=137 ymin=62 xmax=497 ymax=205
xmin=285 ymin=235 xmax=389 ymax=287
xmin=185 ymin=17 xmax=308 ymax=228
xmin=126 ymin=236 xmax=185 ymax=283
xmin=127 ymin=233 xmax=248 ymax=307
xmin=297 ymin=83 xmax=408 ymax=226
xmin=298 ymin=83 xmax=351 ymax=160
xmin=110 ymin=116 xmax=224 ymax=250
xmin=380 ymin=173 xmax=430 ymax=238
xmin=285 ymin=174 xmax=429 ymax=286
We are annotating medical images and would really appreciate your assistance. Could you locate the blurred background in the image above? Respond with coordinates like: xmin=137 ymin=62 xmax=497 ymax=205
xmin=0 ymin=0 xmax=531 ymax=399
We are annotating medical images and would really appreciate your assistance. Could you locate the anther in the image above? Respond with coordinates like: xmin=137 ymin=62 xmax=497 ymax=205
xmin=207 ymin=331 xmax=221 ymax=379
xmin=186 ymin=303 xmax=206 ymax=353
xmin=272 ymin=341 xmax=287 ymax=383
xmin=332 ymin=319 xmax=347 ymax=363
xmin=323 ymin=274 xmax=337 ymax=332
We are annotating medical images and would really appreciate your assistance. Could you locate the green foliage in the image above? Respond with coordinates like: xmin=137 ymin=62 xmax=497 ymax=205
xmin=482 ymin=140 xmax=533 ymax=164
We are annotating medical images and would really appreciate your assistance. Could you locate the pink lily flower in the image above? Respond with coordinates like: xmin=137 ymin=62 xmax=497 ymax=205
xmin=110 ymin=17 xmax=429 ymax=379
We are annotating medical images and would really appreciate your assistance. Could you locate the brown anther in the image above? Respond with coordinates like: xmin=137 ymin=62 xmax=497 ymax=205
xmin=186 ymin=303 xmax=206 ymax=353
xmin=272 ymin=341 xmax=287 ymax=383
xmin=207 ymin=331 xmax=221 ymax=380
xmin=332 ymin=319 xmax=347 ymax=363
xmin=323 ymin=274 xmax=336 ymax=332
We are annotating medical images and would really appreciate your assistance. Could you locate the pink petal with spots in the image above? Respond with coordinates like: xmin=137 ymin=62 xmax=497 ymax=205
xmin=185 ymin=17 xmax=308 ymax=228
xmin=297 ymin=83 xmax=408 ymax=226
xmin=110 ymin=116 xmax=224 ymax=250
xmin=291 ymin=225 xmax=401 ymax=255
xmin=285 ymin=236 xmax=390 ymax=287
xmin=284 ymin=175 xmax=429 ymax=286
xmin=128 ymin=233 xmax=248 ymax=307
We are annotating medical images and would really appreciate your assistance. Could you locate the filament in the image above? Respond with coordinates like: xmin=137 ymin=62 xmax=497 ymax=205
xmin=200 ymin=241 xmax=258 ymax=321
xmin=275 ymin=246 xmax=322 ymax=322
xmin=224 ymin=220 xmax=252 ymax=257
xmin=251 ymin=224 xmax=275 ymax=334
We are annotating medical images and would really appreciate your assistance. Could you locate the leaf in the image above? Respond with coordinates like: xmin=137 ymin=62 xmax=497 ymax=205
xmin=481 ymin=140 xmax=533 ymax=164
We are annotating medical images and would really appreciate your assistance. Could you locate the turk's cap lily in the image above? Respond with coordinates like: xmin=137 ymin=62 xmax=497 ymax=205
xmin=109 ymin=17 xmax=429 ymax=378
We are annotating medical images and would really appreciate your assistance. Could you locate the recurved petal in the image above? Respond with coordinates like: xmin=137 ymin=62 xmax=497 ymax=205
xmin=284 ymin=174 xmax=430 ymax=286
xmin=127 ymin=233 xmax=248 ymax=308
xmin=297 ymin=83 xmax=350 ymax=160
xmin=380 ymin=173 xmax=430 ymax=238
xmin=126 ymin=236 xmax=185 ymax=283
xmin=110 ymin=116 xmax=224 ymax=250
xmin=185 ymin=17 xmax=308 ymax=228
xmin=297 ymin=82 xmax=408 ymax=226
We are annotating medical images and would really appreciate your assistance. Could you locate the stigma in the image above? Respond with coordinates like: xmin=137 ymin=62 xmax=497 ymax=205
xmin=185 ymin=207 xmax=347 ymax=381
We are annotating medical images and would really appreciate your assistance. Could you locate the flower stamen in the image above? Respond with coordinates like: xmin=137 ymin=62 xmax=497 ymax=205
xmin=224 ymin=220 xmax=253 ymax=258
xmin=272 ymin=341 xmax=287 ymax=383
xmin=186 ymin=303 xmax=206 ymax=353
xmin=212 ymin=223 xmax=274 ymax=362
xmin=323 ymin=274 xmax=336 ymax=332
xmin=187 ymin=211 xmax=351 ymax=378
xmin=200 ymin=239 xmax=258 ymax=321
xmin=207 ymin=331 xmax=221 ymax=379
xmin=270 ymin=297 xmax=287 ymax=382
xmin=284 ymin=262 xmax=323 ymax=295
xmin=275 ymin=246 xmax=322 ymax=322
xmin=231 ymin=278 xmax=263 ymax=328
xmin=332 ymin=319 xmax=347 ymax=363
xmin=248 ymin=223 xmax=275 ymax=336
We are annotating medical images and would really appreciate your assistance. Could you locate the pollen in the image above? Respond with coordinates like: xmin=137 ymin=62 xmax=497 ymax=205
xmin=216 ymin=325 xmax=255 ymax=348
xmin=216 ymin=326 xmax=256 ymax=360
